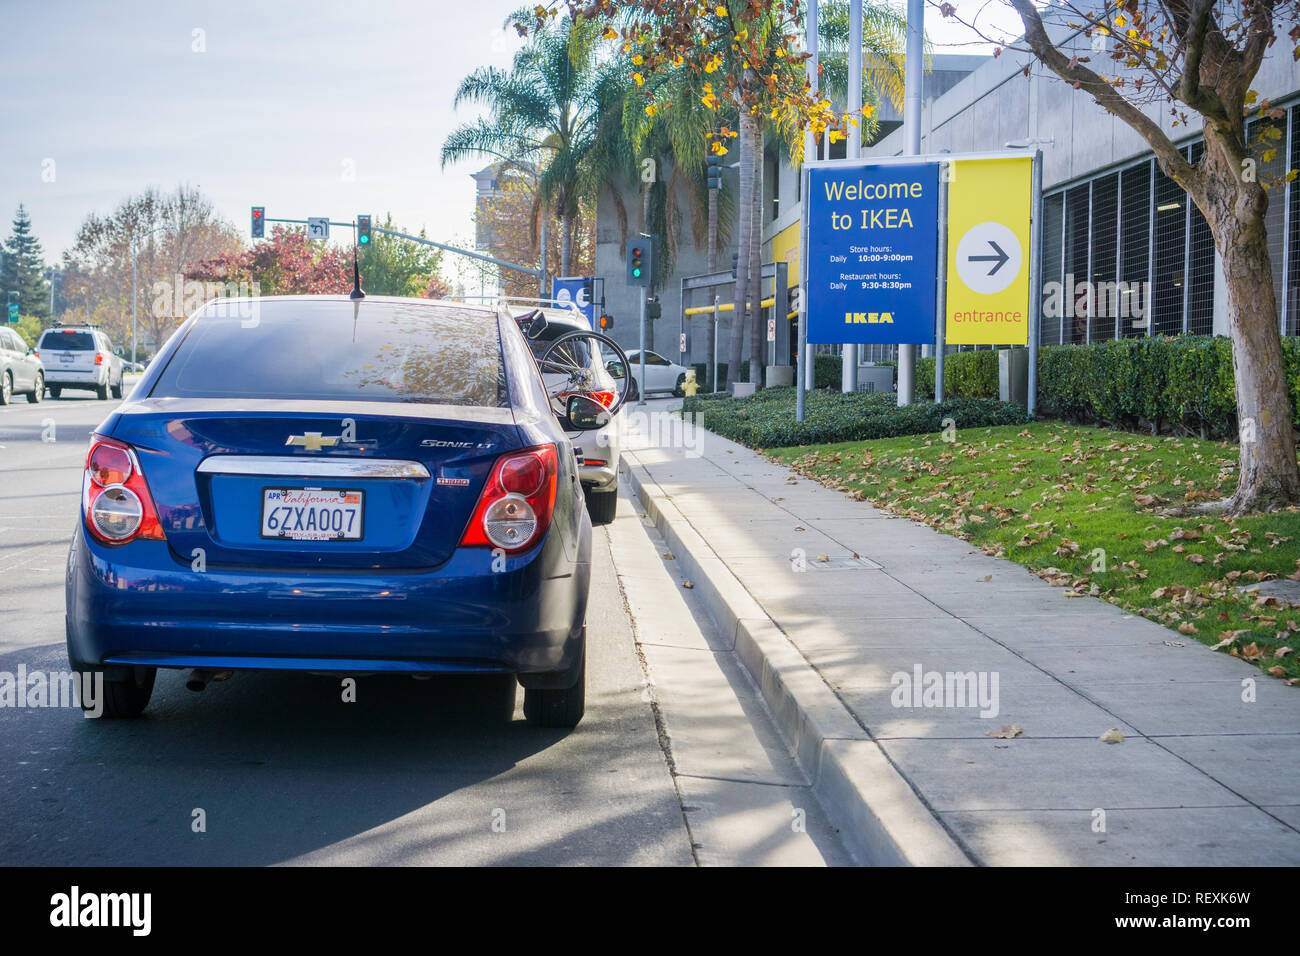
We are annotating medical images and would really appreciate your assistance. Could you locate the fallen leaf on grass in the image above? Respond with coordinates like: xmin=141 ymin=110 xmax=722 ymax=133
xmin=1268 ymin=666 xmax=1288 ymax=677
xmin=987 ymin=724 xmax=1024 ymax=739
xmin=1178 ymin=621 xmax=1199 ymax=636
xmin=1099 ymin=728 xmax=1125 ymax=744
xmin=1276 ymin=646 xmax=1295 ymax=659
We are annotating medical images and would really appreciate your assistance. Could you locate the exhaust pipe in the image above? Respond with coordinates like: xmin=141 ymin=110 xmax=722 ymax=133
xmin=185 ymin=669 xmax=233 ymax=692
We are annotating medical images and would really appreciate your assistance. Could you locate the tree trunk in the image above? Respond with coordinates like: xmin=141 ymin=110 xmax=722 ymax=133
xmin=747 ymin=122 xmax=765 ymax=387
xmin=1198 ymin=128 xmax=1300 ymax=513
xmin=727 ymin=112 xmax=754 ymax=392
xmin=705 ymin=178 xmax=718 ymax=390
xmin=560 ymin=207 xmax=573 ymax=279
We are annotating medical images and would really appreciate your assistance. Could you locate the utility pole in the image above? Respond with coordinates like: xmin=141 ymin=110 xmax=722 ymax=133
xmin=897 ymin=0 xmax=924 ymax=407
xmin=797 ymin=0 xmax=818 ymax=421
xmin=842 ymin=0 xmax=862 ymax=394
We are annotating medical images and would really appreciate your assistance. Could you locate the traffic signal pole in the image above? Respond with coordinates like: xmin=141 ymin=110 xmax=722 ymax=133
xmin=250 ymin=210 xmax=546 ymax=285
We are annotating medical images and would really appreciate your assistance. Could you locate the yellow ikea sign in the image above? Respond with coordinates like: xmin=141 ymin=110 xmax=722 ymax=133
xmin=844 ymin=312 xmax=894 ymax=324
xmin=945 ymin=157 xmax=1032 ymax=345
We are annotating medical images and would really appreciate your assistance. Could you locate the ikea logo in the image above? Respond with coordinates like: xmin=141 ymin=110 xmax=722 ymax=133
xmin=844 ymin=312 xmax=894 ymax=324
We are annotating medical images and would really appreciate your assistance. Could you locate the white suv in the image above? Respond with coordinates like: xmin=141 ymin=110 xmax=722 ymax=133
xmin=36 ymin=325 xmax=125 ymax=400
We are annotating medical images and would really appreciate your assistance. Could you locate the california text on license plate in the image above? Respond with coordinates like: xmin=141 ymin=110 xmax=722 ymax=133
xmin=261 ymin=488 xmax=364 ymax=541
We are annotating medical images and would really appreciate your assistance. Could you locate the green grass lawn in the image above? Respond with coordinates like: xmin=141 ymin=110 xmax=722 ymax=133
xmin=765 ymin=423 xmax=1300 ymax=682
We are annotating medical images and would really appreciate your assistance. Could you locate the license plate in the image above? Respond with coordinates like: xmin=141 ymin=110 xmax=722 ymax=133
xmin=59 ymin=355 xmax=74 ymax=363
xmin=261 ymin=488 xmax=364 ymax=541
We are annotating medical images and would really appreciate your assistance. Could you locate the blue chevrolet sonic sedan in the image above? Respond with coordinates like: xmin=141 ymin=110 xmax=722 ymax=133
xmin=66 ymin=295 xmax=604 ymax=727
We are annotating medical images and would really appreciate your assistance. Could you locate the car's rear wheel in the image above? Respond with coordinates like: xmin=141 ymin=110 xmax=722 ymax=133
xmin=673 ymin=372 xmax=687 ymax=398
xmin=95 ymin=382 xmax=108 ymax=400
xmin=48 ymin=386 xmax=61 ymax=399
xmin=26 ymin=372 xmax=43 ymax=403
xmin=523 ymin=636 xmax=585 ymax=729
xmin=585 ymin=488 xmax=617 ymax=525
xmin=84 ymin=666 xmax=157 ymax=719
xmin=0 ymin=371 xmax=12 ymax=406
xmin=111 ymin=379 xmax=123 ymax=399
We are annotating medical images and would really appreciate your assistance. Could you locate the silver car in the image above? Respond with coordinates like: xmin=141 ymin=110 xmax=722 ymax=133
xmin=515 ymin=304 xmax=623 ymax=525
xmin=36 ymin=325 xmax=124 ymax=399
xmin=0 ymin=326 xmax=45 ymax=405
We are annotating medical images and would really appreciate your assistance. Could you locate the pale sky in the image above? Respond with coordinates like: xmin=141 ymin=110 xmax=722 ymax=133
xmin=0 ymin=0 xmax=1010 ymax=264
xmin=0 ymin=0 xmax=530 ymax=261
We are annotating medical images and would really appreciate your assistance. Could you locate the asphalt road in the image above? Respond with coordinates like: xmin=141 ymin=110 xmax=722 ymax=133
xmin=0 ymin=390 xmax=850 ymax=866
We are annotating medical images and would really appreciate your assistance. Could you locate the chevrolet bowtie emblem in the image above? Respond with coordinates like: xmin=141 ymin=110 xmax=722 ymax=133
xmin=285 ymin=432 xmax=339 ymax=451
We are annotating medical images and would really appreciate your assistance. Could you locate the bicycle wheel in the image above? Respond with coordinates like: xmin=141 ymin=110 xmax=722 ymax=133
xmin=537 ymin=330 xmax=633 ymax=416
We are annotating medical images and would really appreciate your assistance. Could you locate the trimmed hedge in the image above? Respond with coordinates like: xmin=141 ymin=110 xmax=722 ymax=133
xmin=915 ymin=350 xmax=1001 ymax=400
xmin=682 ymin=386 xmax=1029 ymax=448
xmin=1036 ymin=335 xmax=1300 ymax=438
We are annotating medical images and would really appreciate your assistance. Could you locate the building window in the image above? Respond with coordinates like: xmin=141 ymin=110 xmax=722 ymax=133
xmin=1041 ymin=193 xmax=1064 ymax=346
xmin=1090 ymin=173 xmax=1119 ymax=341
xmin=1118 ymin=162 xmax=1151 ymax=337
xmin=1063 ymin=185 xmax=1090 ymax=343
xmin=1185 ymin=142 xmax=1215 ymax=335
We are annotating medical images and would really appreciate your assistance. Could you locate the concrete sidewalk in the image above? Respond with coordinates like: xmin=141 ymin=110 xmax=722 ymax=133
xmin=621 ymin=412 xmax=1300 ymax=866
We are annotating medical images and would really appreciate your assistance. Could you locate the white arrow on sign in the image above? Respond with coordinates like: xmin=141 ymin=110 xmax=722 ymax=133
xmin=307 ymin=217 xmax=330 ymax=240
xmin=954 ymin=221 xmax=1021 ymax=295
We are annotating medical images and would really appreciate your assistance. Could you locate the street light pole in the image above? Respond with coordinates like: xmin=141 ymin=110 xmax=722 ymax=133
xmin=897 ymin=0 xmax=924 ymax=407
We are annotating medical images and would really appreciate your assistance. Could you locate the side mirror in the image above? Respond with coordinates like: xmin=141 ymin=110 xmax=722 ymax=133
xmin=564 ymin=394 xmax=611 ymax=431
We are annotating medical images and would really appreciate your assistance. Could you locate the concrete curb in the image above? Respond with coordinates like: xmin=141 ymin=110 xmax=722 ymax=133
xmin=624 ymin=455 xmax=973 ymax=867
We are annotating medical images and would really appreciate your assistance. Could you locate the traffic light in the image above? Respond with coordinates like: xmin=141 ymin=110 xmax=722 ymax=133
xmin=645 ymin=297 xmax=661 ymax=320
xmin=731 ymin=250 xmax=739 ymax=278
xmin=357 ymin=215 xmax=372 ymax=246
xmin=706 ymin=155 xmax=723 ymax=191
xmin=626 ymin=236 xmax=653 ymax=287
xmin=251 ymin=206 xmax=264 ymax=239
xmin=598 ymin=313 xmax=613 ymax=330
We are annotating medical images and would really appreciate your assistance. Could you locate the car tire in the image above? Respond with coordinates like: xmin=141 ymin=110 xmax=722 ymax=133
xmin=672 ymin=372 xmax=687 ymax=398
xmin=523 ymin=635 xmax=585 ymax=729
xmin=585 ymin=488 xmax=617 ymax=525
xmin=111 ymin=378 xmax=123 ymax=399
xmin=95 ymin=382 xmax=108 ymax=400
xmin=626 ymin=377 xmax=640 ymax=403
xmin=26 ymin=372 xmax=43 ymax=403
xmin=0 ymin=371 xmax=11 ymax=406
xmin=84 ymin=666 xmax=157 ymax=719
xmin=49 ymin=386 xmax=61 ymax=399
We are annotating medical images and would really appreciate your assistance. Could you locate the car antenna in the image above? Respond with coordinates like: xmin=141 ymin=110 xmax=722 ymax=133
xmin=350 ymin=232 xmax=365 ymax=300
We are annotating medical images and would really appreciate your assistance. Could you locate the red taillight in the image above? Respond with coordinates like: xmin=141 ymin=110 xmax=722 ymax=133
xmin=557 ymin=389 xmax=615 ymax=409
xmin=94 ymin=353 xmax=104 ymax=365
xmin=83 ymin=435 xmax=165 ymax=545
xmin=460 ymin=444 xmax=558 ymax=553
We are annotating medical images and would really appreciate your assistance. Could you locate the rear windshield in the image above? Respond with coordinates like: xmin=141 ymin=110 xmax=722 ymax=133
xmin=150 ymin=300 xmax=508 ymax=406
xmin=40 ymin=330 xmax=96 ymax=351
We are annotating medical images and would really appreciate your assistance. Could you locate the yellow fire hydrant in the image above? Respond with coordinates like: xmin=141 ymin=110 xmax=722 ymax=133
xmin=682 ymin=368 xmax=699 ymax=397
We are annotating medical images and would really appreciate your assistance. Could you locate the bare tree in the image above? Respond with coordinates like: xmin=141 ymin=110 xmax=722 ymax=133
xmin=943 ymin=0 xmax=1300 ymax=513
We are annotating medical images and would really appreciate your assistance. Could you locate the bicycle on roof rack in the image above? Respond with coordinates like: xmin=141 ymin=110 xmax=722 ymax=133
xmin=511 ymin=307 xmax=633 ymax=418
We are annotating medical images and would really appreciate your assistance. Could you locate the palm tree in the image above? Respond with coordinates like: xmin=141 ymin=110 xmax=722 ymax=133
xmin=441 ymin=12 xmax=610 ymax=277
